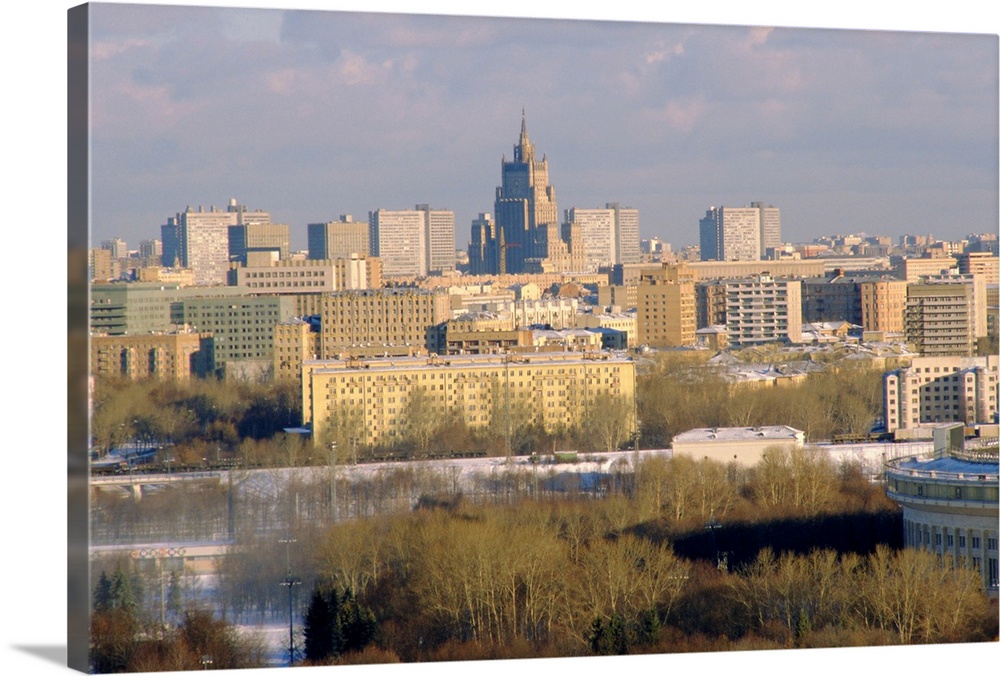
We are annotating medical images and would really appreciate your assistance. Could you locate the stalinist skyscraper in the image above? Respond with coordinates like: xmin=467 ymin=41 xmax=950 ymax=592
xmin=470 ymin=111 xmax=580 ymax=274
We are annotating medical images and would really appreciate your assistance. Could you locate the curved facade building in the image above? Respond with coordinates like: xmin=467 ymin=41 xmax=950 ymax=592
xmin=884 ymin=445 xmax=999 ymax=596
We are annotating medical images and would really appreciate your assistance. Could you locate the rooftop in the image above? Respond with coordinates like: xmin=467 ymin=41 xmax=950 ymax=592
xmin=673 ymin=425 xmax=805 ymax=443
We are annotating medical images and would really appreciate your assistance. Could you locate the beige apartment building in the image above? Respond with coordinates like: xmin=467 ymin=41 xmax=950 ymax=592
xmin=318 ymin=287 xmax=452 ymax=357
xmin=717 ymin=274 xmax=803 ymax=347
xmin=302 ymin=351 xmax=636 ymax=447
xmin=91 ymin=331 xmax=214 ymax=381
xmin=273 ymin=318 xmax=321 ymax=382
xmin=892 ymin=256 xmax=958 ymax=283
xmin=883 ymin=355 xmax=999 ymax=432
xmin=860 ymin=278 xmax=908 ymax=333
xmin=905 ymin=282 xmax=977 ymax=356
xmin=637 ymin=277 xmax=696 ymax=348
xmin=958 ymin=251 xmax=1000 ymax=285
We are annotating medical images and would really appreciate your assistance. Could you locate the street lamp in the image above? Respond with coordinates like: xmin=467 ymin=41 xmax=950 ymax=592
xmin=278 ymin=538 xmax=300 ymax=667
xmin=328 ymin=441 xmax=338 ymax=522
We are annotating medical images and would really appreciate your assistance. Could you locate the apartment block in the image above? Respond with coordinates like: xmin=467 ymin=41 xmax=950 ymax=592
xmin=318 ymin=287 xmax=452 ymax=357
xmin=637 ymin=278 xmax=696 ymax=347
xmin=905 ymin=282 xmax=976 ymax=356
xmin=91 ymin=331 xmax=214 ymax=381
xmin=723 ymin=274 xmax=803 ymax=347
xmin=302 ymin=351 xmax=636 ymax=447
xmin=883 ymin=355 xmax=999 ymax=432
xmin=273 ymin=317 xmax=321 ymax=382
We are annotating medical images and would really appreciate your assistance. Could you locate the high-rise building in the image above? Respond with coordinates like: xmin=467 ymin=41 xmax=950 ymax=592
xmin=563 ymin=203 xmax=641 ymax=271
xmin=367 ymin=205 xmax=454 ymax=277
xmin=753 ymin=201 xmax=782 ymax=256
xmin=368 ymin=208 xmax=427 ymax=277
xmin=699 ymin=206 xmax=762 ymax=262
xmin=101 ymin=238 xmax=128 ymax=259
xmin=636 ymin=264 xmax=697 ymax=348
xmin=308 ymin=215 xmax=370 ymax=261
xmin=416 ymin=203 xmax=456 ymax=275
xmin=723 ymin=274 xmax=803 ymax=347
xmin=468 ymin=213 xmax=499 ymax=276
xmin=163 ymin=199 xmax=271 ymax=285
xmin=905 ymin=281 xmax=976 ymax=356
xmin=470 ymin=112 xmax=580 ymax=274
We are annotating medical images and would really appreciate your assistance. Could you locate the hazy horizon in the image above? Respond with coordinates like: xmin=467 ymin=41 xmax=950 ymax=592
xmin=88 ymin=3 xmax=998 ymax=253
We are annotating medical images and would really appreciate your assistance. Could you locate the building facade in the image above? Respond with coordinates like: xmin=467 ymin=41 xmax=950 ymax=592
xmin=563 ymin=203 xmax=641 ymax=271
xmin=91 ymin=331 xmax=214 ymax=381
xmin=317 ymin=287 xmax=453 ymax=357
xmin=368 ymin=208 xmax=427 ymax=278
xmin=637 ymin=278 xmax=696 ymax=348
xmin=302 ymin=351 xmax=636 ymax=448
xmin=699 ymin=206 xmax=762 ymax=262
xmin=884 ymin=446 xmax=999 ymax=595
xmin=307 ymin=216 xmax=370 ymax=261
xmin=470 ymin=113 xmax=584 ymax=274
xmin=723 ymin=274 xmax=803 ymax=347
xmin=164 ymin=199 xmax=271 ymax=285
xmin=883 ymin=355 xmax=999 ymax=433
xmin=905 ymin=282 xmax=976 ymax=356
xmin=179 ymin=295 xmax=297 ymax=373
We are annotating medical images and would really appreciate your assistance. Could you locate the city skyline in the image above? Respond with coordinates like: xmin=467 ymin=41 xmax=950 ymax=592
xmin=86 ymin=2 xmax=998 ymax=254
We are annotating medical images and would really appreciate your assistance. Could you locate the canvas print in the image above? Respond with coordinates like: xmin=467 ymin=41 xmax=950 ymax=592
xmin=70 ymin=2 xmax=999 ymax=674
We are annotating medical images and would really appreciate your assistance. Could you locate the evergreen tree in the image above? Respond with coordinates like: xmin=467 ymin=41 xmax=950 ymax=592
xmin=303 ymin=587 xmax=341 ymax=662
xmin=93 ymin=571 xmax=112 ymax=613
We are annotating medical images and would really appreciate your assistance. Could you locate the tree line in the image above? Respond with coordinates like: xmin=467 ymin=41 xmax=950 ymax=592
xmin=91 ymin=352 xmax=886 ymax=470
xmin=90 ymin=451 xmax=996 ymax=671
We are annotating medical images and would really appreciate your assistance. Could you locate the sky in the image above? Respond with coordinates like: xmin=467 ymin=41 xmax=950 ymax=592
xmin=2 ymin=3 xmax=999 ymax=676
xmin=85 ymin=1 xmax=998 ymax=253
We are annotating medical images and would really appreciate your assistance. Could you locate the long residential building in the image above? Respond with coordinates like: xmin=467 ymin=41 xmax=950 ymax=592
xmin=721 ymin=274 xmax=803 ymax=347
xmin=302 ymin=351 xmax=636 ymax=447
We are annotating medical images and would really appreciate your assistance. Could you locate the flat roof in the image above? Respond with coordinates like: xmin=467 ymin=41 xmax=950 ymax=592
xmin=673 ymin=425 xmax=805 ymax=443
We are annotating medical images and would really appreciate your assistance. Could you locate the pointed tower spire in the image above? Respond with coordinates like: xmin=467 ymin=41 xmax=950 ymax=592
xmin=515 ymin=108 xmax=533 ymax=162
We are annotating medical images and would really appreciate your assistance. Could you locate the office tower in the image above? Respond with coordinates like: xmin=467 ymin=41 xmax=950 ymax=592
xmin=101 ymin=238 xmax=128 ymax=259
xmin=753 ymin=201 xmax=781 ymax=255
xmin=563 ymin=203 xmax=641 ymax=271
xmin=699 ymin=206 xmax=761 ymax=262
xmin=228 ymin=222 xmax=290 ymax=263
xmin=308 ymin=215 xmax=369 ymax=261
xmin=163 ymin=199 xmax=271 ymax=285
xmin=416 ymin=203 xmax=456 ymax=274
xmin=610 ymin=202 xmax=641 ymax=265
xmin=468 ymin=213 xmax=500 ymax=276
xmin=368 ymin=208 xmax=427 ymax=277
xmin=368 ymin=205 xmax=454 ymax=277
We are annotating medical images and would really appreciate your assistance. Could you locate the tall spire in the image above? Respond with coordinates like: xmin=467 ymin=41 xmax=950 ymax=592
xmin=515 ymin=108 xmax=533 ymax=162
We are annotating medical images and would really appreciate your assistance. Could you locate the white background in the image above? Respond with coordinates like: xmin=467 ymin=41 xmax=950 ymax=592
xmin=3 ymin=1 xmax=998 ymax=675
